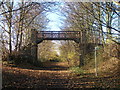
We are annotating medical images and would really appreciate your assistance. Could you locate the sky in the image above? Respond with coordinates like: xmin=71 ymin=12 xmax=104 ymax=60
xmin=46 ymin=12 xmax=62 ymax=31
xmin=44 ymin=2 xmax=65 ymax=55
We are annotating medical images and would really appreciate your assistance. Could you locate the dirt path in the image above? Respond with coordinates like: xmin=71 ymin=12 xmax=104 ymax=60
xmin=2 ymin=62 xmax=120 ymax=89
xmin=2 ymin=62 xmax=72 ymax=89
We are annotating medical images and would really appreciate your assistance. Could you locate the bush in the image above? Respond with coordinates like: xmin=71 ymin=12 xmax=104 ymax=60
xmin=11 ymin=52 xmax=28 ymax=65
xmin=2 ymin=51 xmax=32 ymax=65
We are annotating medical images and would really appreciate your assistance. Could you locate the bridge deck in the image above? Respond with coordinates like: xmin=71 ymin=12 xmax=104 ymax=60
xmin=37 ymin=31 xmax=81 ymax=43
xmin=36 ymin=31 xmax=101 ymax=44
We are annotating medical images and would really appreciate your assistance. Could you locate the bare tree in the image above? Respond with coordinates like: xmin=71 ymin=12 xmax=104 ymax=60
xmin=0 ymin=2 xmax=54 ymax=61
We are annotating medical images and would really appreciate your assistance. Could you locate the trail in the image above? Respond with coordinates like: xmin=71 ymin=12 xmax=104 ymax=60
xmin=2 ymin=61 xmax=120 ymax=89
xmin=3 ymin=62 xmax=72 ymax=89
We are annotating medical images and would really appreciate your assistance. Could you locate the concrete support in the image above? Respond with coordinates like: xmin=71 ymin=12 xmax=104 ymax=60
xmin=31 ymin=29 xmax=38 ymax=64
xmin=79 ymin=31 xmax=86 ymax=67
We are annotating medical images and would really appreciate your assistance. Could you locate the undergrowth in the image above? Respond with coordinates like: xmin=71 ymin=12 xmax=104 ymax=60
xmin=69 ymin=66 xmax=84 ymax=75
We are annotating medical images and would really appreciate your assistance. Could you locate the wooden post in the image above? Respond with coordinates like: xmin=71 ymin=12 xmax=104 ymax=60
xmin=95 ymin=46 xmax=99 ymax=76
xmin=79 ymin=49 xmax=84 ymax=67
xmin=79 ymin=31 xmax=84 ymax=67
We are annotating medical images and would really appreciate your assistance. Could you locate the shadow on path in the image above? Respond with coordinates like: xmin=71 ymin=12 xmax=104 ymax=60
xmin=2 ymin=61 xmax=71 ymax=89
xmin=3 ymin=61 xmax=120 ymax=89
xmin=13 ymin=61 xmax=69 ymax=71
xmin=41 ymin=61 xmax=69 ymax=71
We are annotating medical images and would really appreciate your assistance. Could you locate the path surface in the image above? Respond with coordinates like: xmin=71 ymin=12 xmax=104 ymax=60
xmin=2 ymin=61 xmax=120 ymax=89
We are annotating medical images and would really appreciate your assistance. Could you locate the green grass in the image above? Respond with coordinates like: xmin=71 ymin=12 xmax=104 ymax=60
xmin=69 ymin=66 xmax=84 ymax=75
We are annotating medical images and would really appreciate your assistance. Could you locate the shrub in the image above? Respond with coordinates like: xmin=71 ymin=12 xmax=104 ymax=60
xmin=10 ymin=52 xmax=27 ymax=65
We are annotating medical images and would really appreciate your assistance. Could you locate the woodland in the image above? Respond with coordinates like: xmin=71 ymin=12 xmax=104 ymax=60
xmin=0 ymin=1 xmax=120 ymax=89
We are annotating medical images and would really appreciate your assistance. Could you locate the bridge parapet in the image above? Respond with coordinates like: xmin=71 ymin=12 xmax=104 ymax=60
xmin=37 ymin=31 xmax=81 ymax=43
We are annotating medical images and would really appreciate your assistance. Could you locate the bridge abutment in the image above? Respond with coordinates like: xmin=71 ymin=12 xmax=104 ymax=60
xmin=31 ymin=29 xmax=38 ymax=64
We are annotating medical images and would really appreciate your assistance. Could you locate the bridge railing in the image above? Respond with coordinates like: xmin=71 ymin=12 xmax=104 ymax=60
xmin=37 ymin=31 xmax=81 ymax=39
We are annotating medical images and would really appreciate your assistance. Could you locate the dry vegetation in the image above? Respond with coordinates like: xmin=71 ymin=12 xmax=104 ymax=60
xmin=1 ymin=1 xmax=120 ymax=89
xmin=2 ymin=58 xmax=120 ymax=89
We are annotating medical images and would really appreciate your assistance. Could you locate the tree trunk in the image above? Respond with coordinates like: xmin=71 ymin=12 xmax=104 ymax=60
xmin=18 ymin=2 xmax=24 ymax=51
xmin=8 ymin=2 xmax=13 ymax=61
